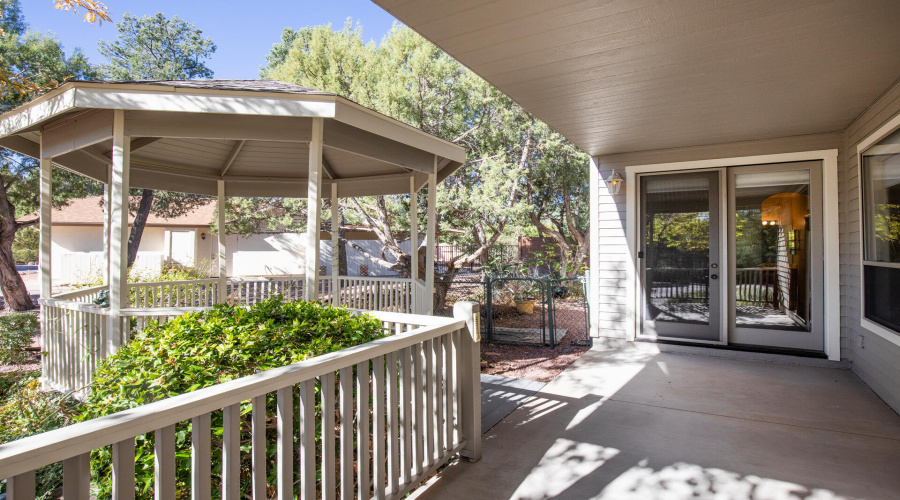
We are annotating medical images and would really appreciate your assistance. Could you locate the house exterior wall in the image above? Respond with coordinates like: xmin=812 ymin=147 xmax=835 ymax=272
xmin=840 ymin=80 xmax=900 ymax=413
xmin=591 ymin=132 xmax=842 ymax=342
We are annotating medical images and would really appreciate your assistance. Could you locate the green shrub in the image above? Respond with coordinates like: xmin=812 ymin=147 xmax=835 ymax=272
xmin=79 ymin=297 xmax=385 ymax=499
xmin=0 ymin=312 xmax=39 ymax=366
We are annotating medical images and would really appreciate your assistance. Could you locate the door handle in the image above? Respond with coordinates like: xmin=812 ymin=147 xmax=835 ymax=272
xmin=711 ymin=274 xmax=719 ymax=280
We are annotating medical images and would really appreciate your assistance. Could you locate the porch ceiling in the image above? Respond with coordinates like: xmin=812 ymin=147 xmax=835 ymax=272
xmin=373 ymin=0 xmax=900 ymax=156
xmin=0 ymin=80 xmax=466 ymax=197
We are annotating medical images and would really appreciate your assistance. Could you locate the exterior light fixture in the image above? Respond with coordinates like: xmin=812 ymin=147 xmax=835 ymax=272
xmin=200 ymin=232 xmax=207 ymax=240
xmin=605 ymin=170 xmax=624 ymax=195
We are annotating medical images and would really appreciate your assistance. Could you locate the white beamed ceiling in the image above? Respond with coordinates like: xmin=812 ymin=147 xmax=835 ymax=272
xmin=374 ymin=0 xmax=900 ymax=155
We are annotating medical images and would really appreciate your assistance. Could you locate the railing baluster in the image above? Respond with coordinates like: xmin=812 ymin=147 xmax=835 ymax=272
xmin=434 ymin=336 xmax=444 ymax=461
xmin=276 ymin=386 xmax=293 ymax=500
xmin=191 ymin=413 xmax=212 ymax=500
xmin=400 ymin=347 xmax=412 ymax=485
xmin=63 ymin=452 xmax=90 ymax=500
xmin=340 ymin=366 xmax=354 ymax=500
xmin=373 ymin=356 xmax=386 ymax=500
xmin=251 ymin=395 xmax=266 ymax=500
xmin=155 ymin=425 xmax=176 ymax=500
xmin=299 ymin=379 xmax=317 ymax=499
xmin=322 ymin=372 xmax=336 ymax=500
xmin=387 ymin=351 xmax=399 ymax=495
xmin=223 ymin=403 xmax=241 ymax=500
xmin=424 ymin=339 xmax=435 ymax=467
xmin=357 ymin=360 xmax=371 ymax=499
xmin=113 ymin=437 xmax=136 ymax=500
xmin=413 ymin=344 xmax=424 ymax=476
xmin=6 ymin=469 xmax=36 ymax=500
xmin=448 ymin=331 xmax=459 ymax=445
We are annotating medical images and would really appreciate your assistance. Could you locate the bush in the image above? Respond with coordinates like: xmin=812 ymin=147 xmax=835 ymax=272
xmin=0 ymin=312 xmax=39 ymax=366
xmin=79 ymin=298 xmax=386 ymax=499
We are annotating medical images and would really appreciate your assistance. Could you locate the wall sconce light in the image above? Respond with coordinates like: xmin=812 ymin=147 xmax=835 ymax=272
xmin=605 ymin=170 xmax=624 ymax=195
xmin=200 ymin=232 xmax=207 ymax=240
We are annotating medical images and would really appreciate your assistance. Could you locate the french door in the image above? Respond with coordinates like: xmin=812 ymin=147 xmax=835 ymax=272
xmin=639 ymin=162 xmax=824 ymax=352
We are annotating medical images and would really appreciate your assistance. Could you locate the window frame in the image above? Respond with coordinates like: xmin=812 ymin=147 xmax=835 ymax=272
xmin=856 ymin=111 xmax=900 ymax=346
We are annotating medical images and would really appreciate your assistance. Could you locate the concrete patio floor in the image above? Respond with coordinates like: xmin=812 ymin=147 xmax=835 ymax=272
xmin=415 ymin=342 xmax=900 ymax=499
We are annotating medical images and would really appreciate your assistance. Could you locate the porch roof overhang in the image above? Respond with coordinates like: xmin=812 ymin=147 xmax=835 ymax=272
xmin=0 ymin=80 xmax=466 ymax=197
xmin=373 ymin=0 xmax=900 ymax=156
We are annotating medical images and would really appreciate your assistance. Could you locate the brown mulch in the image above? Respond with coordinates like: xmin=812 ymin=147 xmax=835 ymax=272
xmin=479 ymin=300 xmax=590 ymax=383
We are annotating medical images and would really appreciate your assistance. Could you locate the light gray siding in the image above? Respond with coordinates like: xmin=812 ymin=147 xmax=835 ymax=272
xmin=841 ymin=80 xmax=900 ymax=413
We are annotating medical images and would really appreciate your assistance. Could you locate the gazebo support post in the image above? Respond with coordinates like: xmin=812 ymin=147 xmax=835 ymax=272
xmin=108 ymin=109 xmax=131 ymax=353
xmin=102 ymin=182 xmax=110 ymax=285
xmin=305 ymin=118 xmax=324 ymax=302
xmin=409 ymin=176 xmax=419 ymax=313
xmin=331 ymin=183 xmax=339 ymax=306
xmin=425 ymin=160 xmax=437 ymax=315
xmin=39 ymin=154 xmax=52 ymax=300
xmin=217 ymin=180 xmax=227 ymax=303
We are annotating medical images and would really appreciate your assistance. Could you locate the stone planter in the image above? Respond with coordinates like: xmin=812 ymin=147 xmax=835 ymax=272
xmin=515 ymin=299 xmax=536 ymax=314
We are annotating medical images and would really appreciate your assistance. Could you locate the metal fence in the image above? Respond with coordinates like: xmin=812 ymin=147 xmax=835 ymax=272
xmin=433 ymin=274 xmax=591 ymax=347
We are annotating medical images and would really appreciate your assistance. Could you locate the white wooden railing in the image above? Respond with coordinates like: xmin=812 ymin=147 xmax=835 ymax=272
xmin=129 ymin=278 xmax=220 ymax=308
xmin=51 ymin=285 xmax=106 ymax=304
xmin=337 ymin=277 xmax=414 ymax=314
xmin=227 ymin=275 xmax=311 ymax=305
xmin=3 ymin=304 xmax=482 ymax=500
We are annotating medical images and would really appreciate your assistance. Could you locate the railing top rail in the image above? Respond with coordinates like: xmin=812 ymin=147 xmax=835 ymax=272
xmin=38 ymin=298 xmax=107 ymax=313
xmin=0 ymin=317 xmax=465 ymax=478
xmin=228 ymin=275 xmax=305 ymax=282
xmin=119 ymin=307 xmax=213 ymax=316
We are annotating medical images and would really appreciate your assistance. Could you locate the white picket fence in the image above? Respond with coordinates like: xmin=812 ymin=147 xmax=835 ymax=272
xmin=2 ymin=305 xmax=481 ymax=500
xmin=129 ymin=279 xmax=220 ymax=308
xmin=337 ymin=277 xmax=414 ymax=313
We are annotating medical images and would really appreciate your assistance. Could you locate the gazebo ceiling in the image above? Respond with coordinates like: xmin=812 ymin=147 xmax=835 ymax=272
xmin=0 ymin=80 xmax=466 ymax=197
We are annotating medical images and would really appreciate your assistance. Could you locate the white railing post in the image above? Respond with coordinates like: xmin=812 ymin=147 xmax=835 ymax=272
xmin=453 ymin=301 xmax=481 ymax=462
xmin=217 ymin=180 xmax=227 ymax=304
xmin=331 ymin=183 xmax=339 ymax=306
xmin=305 ymin=117 xmax=324 ymax=302
xmin=108 ymin=109 xmax=130 ymax=354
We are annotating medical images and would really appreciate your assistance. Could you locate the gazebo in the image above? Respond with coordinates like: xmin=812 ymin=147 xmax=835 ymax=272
xmin=0 ymin=79 xmax=466 ymax=392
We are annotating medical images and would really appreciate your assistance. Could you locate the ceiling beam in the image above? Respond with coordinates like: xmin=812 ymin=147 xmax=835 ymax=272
xmin=219 ymin=140 xmax=246 ymax=177
xmin=324 ymin=120 xmax=434 ymax=174
xmin=124 ymin=110 xmax=314 ymax=142
xmin=321 ymin=156 xmax=338 ymax=180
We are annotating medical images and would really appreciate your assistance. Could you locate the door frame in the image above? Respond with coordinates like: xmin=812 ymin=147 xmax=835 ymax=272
xmin=637 ymin=168 xmax=727 ymax=345
xmin=622 ymin=149 xmax=840 ymax=360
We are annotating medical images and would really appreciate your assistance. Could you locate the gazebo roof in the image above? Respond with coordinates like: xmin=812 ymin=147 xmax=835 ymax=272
xmin=0 ymin=80 xmax=466 ymax=197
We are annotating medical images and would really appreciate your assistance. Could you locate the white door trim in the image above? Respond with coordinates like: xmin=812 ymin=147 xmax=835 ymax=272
xmin=623 ymin=149 xmax=840 ymax=360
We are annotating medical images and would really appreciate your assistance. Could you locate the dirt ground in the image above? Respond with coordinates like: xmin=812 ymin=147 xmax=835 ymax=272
xmin=479 ymin=300 xmax=590 ymax=383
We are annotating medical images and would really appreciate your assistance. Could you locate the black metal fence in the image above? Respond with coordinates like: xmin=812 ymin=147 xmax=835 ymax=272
xmin=433 ymin=274 xmax=591 ymax=347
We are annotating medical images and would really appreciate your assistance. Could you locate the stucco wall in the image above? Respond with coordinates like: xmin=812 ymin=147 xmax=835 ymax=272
xmin=840 ymin=79 xmax=900 ymax=413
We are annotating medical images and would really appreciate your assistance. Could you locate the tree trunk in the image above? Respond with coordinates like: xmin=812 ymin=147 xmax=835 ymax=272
xmin=0 ymin=234 xmax=35 ymax=310
xmin=127 ymin=189 xmax=154 ymax=268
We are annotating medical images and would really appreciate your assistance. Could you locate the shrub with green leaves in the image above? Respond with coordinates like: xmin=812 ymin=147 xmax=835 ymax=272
xmin=79 ymin=298 xmax=385 ymax=499
xmin=0 ymin=312 xmax=39 ymax=366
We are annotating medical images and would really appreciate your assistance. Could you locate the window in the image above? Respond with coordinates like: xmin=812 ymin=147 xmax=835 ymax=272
xmin=861 ymin=127 xmax=900 ymax=334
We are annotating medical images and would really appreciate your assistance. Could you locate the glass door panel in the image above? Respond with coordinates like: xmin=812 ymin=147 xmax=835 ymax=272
xmin=640 ymin=171 xmax=721 ymax=342
xmin=728 ymin=162 xmax=823 ymax=351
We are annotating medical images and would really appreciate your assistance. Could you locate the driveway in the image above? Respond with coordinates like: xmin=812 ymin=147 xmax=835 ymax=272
xmin=413 ymin=342 xmax=900 ymax=499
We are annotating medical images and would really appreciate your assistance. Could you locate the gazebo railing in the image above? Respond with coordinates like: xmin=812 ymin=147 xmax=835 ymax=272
xmin=337 ymin=276 xmax=414 ymax=314
xmin=52 ymin=285 xmax=107 ymax=304
xmin=3 ymin=305 xmax=481 ymax=500
xmin=226 ymin=275 xmax=310 ymax=305
xmin=129 ymin=278 xmax=220 ymax=308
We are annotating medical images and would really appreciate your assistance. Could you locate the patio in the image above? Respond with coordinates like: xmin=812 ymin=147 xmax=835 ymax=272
xmin=414 ymin=344 xmax=900 ymax=499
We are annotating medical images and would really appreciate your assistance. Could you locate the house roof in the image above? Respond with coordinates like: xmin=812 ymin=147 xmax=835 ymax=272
xmin=0 ymin=79 xmax=466 ymax=198
xmin=17 ymin=196 xmax=216 ymax=227
xmin=374 ymin=0 xmax=900 ymax=156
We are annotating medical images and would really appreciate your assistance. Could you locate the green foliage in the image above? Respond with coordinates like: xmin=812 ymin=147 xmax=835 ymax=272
xmin=72 ymin=260 xmax=216 ymax=289
xmin=12 ymin=225 xmax=36 ymax=262
xmin=873 ymin=202 xmax=900 ymax=259
xmin=98 ymin=12 xmax=216 ymax=80
xmin=0 ymin=311 xmax=38 ymax=364
xmin=79 ymin=298 xmax=385 ymax=499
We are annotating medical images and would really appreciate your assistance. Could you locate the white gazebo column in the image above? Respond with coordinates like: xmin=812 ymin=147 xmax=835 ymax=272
xmin=217 ymin=180 xmax=227 ymax=303
xmin=108 ymin=109 xmax=130 ymax=352
xmin=305 ymin=118 xmax=324 ymax=301
xmin=102 ymin=181 xmax=110 ymax=285
xmin=39 ymin=155 xmax=52 ymax=299
xmin=425 ymin=161 xmax=437 ymax=315
xmin=409 ymin=176 xmax=419 ymax=312
xmin=331 ymin=183 xmax=339 ymax=306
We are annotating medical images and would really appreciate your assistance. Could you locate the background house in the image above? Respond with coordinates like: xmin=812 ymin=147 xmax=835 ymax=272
xmin=20 ymin=196 xmax=421 ymax=283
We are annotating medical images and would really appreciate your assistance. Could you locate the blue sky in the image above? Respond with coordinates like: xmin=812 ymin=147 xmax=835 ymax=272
xmin=20 ymin=0 xmax=401 ymax=79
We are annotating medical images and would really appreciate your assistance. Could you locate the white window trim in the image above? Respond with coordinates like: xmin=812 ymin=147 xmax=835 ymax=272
xmin=619 ymin=149 xmax=841 ymax=361
xmin=855 ymin=113 xmax=900 ymax=349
